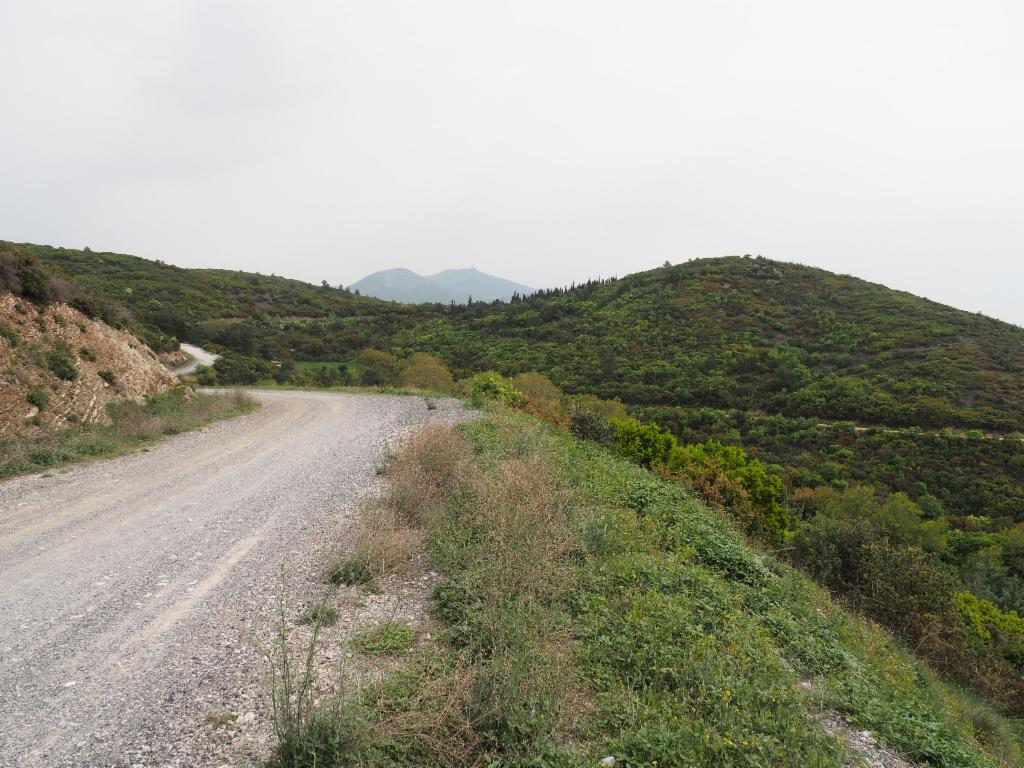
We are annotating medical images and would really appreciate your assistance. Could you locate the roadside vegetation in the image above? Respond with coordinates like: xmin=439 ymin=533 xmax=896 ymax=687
xmin=269 ymin=404 xmax=1021 ymax=767
xmin=0 ymin=389 xmax=256 ymax=479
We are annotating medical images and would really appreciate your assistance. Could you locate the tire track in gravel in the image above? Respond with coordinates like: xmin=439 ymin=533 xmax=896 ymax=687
xmin=0 ymin=389 xmax=470 ymax=767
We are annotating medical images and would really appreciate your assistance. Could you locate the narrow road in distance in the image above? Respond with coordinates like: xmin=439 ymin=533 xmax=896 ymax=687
xmin=172 ymin=343 xmax=220 ymax=376
xmin=0 ymin=389 xmax=467 ymax=767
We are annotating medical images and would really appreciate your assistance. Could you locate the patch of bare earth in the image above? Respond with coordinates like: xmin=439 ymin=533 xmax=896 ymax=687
xmin=799 ymin=681 xmax=916 ymax=768
xmin=0 ymin=292 xmax=177 ymax=437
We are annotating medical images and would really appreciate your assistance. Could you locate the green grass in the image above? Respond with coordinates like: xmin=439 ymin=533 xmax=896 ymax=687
xmin=269 ymin=408 xmax=1021 ymax=767
xmin=206 ymin=711 xmax=238 ymax=730
xmin=0 ymin=389 xmax=256 ymax=479
xmin=327 ymin=557 xmax=375 ymax=587
xmin=299 ymin=602 xmax=338 ymax=627
xmin=354 ymin=622 xmax=417 ymax=657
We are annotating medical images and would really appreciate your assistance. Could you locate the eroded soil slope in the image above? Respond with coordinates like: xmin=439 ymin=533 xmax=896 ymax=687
xmin=0 ymin=292 xmax=177 ymax=437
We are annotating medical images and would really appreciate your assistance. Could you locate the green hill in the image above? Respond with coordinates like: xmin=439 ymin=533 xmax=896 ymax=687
xmin=398 ymin=256 xmax=1024 ymax=431
xmin=18 ymin=241 xmax=456 ymax=359
xmin=23 ymin=243 xmax=1024 ymax=432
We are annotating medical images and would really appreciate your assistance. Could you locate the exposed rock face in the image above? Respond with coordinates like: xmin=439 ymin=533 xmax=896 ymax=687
xmin=0 ymin=292 xmax=178 ymax=437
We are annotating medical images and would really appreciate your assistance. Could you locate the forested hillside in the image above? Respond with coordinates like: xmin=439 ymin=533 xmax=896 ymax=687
xmin=24 ymin=242 xmax=1024 ymax=432
xmin=398 ymin=256 xmax=1024 ymax=431
xmin=22 ymin=242 xmax=445 ymax=358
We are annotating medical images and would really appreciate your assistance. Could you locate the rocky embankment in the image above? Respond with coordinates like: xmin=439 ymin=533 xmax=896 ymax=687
xmin=0 ymin=291 xmax=178 ymax=438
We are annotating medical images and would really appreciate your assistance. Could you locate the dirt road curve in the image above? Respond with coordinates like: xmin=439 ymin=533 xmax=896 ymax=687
xmin=0 ymin=390 xmax=468 ymax=767
xmin=172 ymin=344 xmax=219 ymax=376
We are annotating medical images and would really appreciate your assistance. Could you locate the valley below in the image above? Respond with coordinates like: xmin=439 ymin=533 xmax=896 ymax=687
xmin=0 ymin=390 xmax=467 ymax=767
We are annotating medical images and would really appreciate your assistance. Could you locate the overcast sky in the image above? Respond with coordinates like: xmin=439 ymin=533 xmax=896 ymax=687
xmin=1 ymin=1 xmax=1022 ymax=324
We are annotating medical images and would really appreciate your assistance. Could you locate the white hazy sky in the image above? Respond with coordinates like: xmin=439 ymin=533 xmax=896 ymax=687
xmin=1 ymin=1 xmax=1022 ymax=324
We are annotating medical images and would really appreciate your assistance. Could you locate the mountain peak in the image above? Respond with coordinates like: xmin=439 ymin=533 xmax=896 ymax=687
xmin=350 ymin=266 xmax=533 ymax=304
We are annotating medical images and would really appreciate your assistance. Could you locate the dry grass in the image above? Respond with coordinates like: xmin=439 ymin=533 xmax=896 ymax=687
xmin=383 ymin=423 xmax=478 ymax=527
xmin=474 ymin=457 xmax=576 ymax=600
xmin=377 ymin=424 xmax=582 ymax=755
xmin=272 ymin=419 xmax=586 ymax=766
xmin=0 ymin=389 xmax=255 ymax=479
xmin=349 ymin=502 xmax=424 ymax=580
xmin=364 ymin=662 xmax=481 ymax=766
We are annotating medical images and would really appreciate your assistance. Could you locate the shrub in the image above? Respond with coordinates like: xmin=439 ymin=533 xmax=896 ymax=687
xmin=212 ymin=353 xmax=271 ymax=384
xmin=349 ymin=503 xmax=423 ymax=579
xmin=610 ymin=416 xmax=676 ymax=468
xmin=0 ymin=323 xmax=19 ymax=347
xmin=273 ymin=358 xmax=296 ymax=384
xmin=356 ymin=348 xmax=401 ymax=386
xmin=70 ymin=291 xmax=122 ymax=326
xmin=668 ymin=440 xmax=789 ymax=544
xmin=400 ymin=353 xmax=454 ymax=392
xmin=568 ymin=402 xmax=615 ymax=446
xmin=194 ymin=366 xmax=217 ymax=386
xmin=311 ymin=363 xmax=348 ymax=387
xmin=566 ymin=393 xmax=628 ymax=420
xmin=0 ymin=249 xmax=51 ymax=304
xmin=512 ymin=371 xmax=564 ymax=424
xmin=79 ymin=347 xmax=97 ymax=362
xmin=469 ymin=371 xmax=525 ymax=407
xmin=46 ymin=276 xmax=78 ymax=303
xmin=45 ymin=345 xmax=78 ymax=381
xmin=26 ymin=387 xmax=50 ymax=409
xmin=327 ymin=558 xmax=374 ymax=587
xmin=98 ymin=369 xmax=116 ymax=386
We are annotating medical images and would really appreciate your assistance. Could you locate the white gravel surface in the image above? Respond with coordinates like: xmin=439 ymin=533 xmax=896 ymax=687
xmin=0 ymin=389 xmax=471 ymax=767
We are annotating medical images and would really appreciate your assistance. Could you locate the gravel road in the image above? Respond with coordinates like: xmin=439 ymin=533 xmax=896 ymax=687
xmin=0 ymin=389 xmax=469 ymax=767
xmin=172 ymin=344 xmax=219 ymax=376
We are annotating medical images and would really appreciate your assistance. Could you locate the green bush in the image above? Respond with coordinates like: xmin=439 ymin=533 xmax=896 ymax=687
xmin=310 ymin=363 xmax=350 ymax=388
xmin=211 ymin=353 xmax=271 ymax=384
xmin=79 ymin=346 xmax=96 ymax=362
xmin=0 ymin=323 xmax=19 ymax=347
xmin=353 ymin=622 xmax=416 ymax=657
xmin=327 ymin=558 xmax=373 ymax=587
xmin=610 ymin=416 xmax=676 ymax=468
xmin=26 ymin=388 xmax=50 ymax=409
xmin=356 ymin=348 xmax=401 ymax=386
xmin=0 ymin=249 xmax=52 ymax=304
xmin=400 ymin=353 xmax=454 ymax=392
xmin=299 ymin=603 xmax=338 ymax=627
xmin=668 ymin=440 xmax=789 ymax=544
xmin=45 ymin=345 xmax=78 ymax=381
xmin=98 ymin=369 xmax=116 ymax=386
xmin=470 ymin=371 xmax=525 ymax=407
xmin=568 ymin=402 xmax=615 ymax=446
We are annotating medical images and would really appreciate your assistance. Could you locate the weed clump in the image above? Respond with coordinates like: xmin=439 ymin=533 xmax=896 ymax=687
xmin=327 ymin=558 xmax=373 ymax=587
xmin=299 ymin=602 xmax=338 ymax=627
xmin=354 ymin=622 xmax=417 ymax=657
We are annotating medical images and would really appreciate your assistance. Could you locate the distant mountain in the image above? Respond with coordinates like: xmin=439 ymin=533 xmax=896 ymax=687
xmin=349 ymin=267 xmax=533 ymax=304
